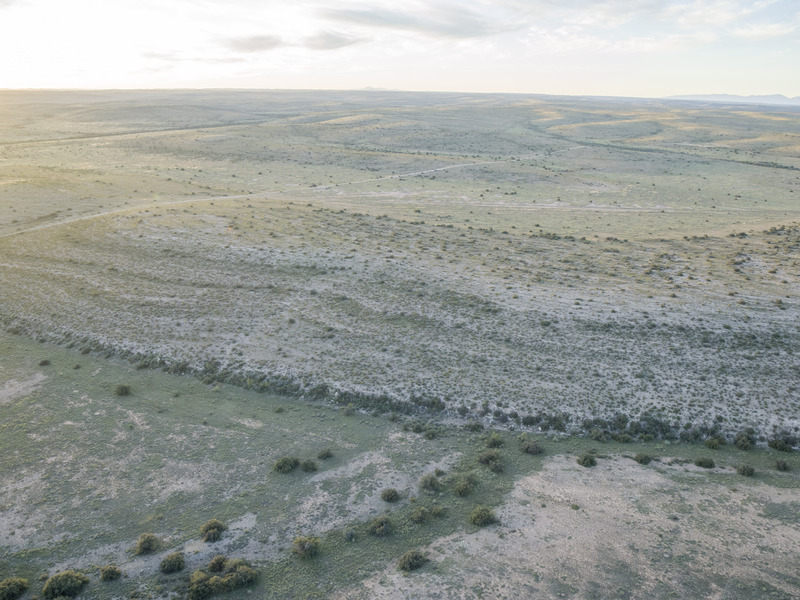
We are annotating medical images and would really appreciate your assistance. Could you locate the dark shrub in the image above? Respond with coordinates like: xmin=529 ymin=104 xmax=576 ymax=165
xmin=42 ymin=571 xmax=89 ymax=599
xmin=317 ymin=448 xmax=334 ymax=460
xmin=776 ymin=459 xmax=790 ymax=472
xmin=694 ymin=457 xmax=715 ymax=469
xmin=768 ymin=438 xmax=793 ymax=453
xmin=368 ymin=515 xmax=392 ymax=536
xmin=38 ymin=359 xmax=50 ymax=366
xmin=114 ymin=384 xmax=131 ymax=396
xmin=634 ymin=453 xmax=652 ymax=465
xmin=301 ymin=459 xmax=318 ymax=472
xmin=381 ymin=488 xmax=400 ymax=502
xmin=135 ymin=533 xmax=160 ymax=555
xmin=419 ymin=473 xmax=443 ymax=493
xmin=99 ymin=566 xmax=121 ymax=582
xmin=577 ymin=453 xmax=596 ymax=468
xmin=735 ymin=429 xmax=756 ymax=450
xmin=469 ymin=506 xmax=497 ymax=527
xmin=208 ymin=555 xmax=228 ymax=572
xmin=0 ymin=577 xmax=29 ymax=600
xmin=292 ymin=536 xmax=320 ymax=559
xmin=273 ymin=456 xmax=299 ymax=474
xmin=736 ymin=464 xmax=755 ymax=476
xmin=484 ymin=432 xmax=504 ymax=448
xmin=188 ymin=558 xmax=257 ymax=600
xmin=160 ymin=552 xmax=185 ymax=574
xmin=200 ymin=519 xmax=227 ymax=543
xmin=398 ymin=550 xmax=427 ymax=572
xmin=705 ymin=436 xmax=725 ymax=449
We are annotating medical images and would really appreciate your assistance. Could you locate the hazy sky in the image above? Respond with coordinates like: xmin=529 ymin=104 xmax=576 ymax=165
xmin=1 ymin=0 xmax=798 ymax=97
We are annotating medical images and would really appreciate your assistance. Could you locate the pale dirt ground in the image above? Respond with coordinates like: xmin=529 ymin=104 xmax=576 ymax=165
xmin=337 ymin=455 xmax=800 ymax=600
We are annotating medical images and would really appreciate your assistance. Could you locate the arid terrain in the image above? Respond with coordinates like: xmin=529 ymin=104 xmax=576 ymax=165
xmin=0 ymin=90 xmax=798 ymax=598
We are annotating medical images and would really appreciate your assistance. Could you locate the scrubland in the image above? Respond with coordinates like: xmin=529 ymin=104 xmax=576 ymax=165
xmin=0 ymin=90 xmax=798 ymax=598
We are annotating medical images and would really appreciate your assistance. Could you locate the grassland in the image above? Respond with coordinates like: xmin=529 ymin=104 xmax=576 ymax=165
xmin=0 ymin=90 xmax=799 ymax=598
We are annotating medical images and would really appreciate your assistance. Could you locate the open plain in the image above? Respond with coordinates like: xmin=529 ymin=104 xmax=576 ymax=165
xmin=1 ymin=90 xmax=799 ymax=598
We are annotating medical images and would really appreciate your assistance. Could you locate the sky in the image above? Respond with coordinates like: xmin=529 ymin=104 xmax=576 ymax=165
xmin=1 ymin=0 xmax=798 ymax=97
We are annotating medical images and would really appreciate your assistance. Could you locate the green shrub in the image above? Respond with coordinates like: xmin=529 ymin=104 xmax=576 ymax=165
xmin=200 ymin=519 xmax=227 ymax=543
xmin=694 ymin=457 xmax=715 ymax=469
xmin=519 ymin=436 xmax=543 ymax=455
xmin=160 ymin=552 xmax=185 ymax=574
xmin=317 ymin=448 xmax=334 ymax=460
xmin=484 ymin=432 xmax=504 ymax=448
xmin=273 ymin=456 xmax=299 ymax=474
xmin=705 ymin=436 xmax=725 ymax=449
xmin=292 ymin=536 xmax=320 ymax=559
xmin=368 ymin=515 xmax=392 ymax=536
xmin=114 ymin=384 xmax=131 ymax=396
xmin=381 ymin=488 xmax=400 ymax=502
xmin=38 ymin=359 xmax=50 ymax=366
xmin=0 ymin=577 xmax=29 ymax=600
xmin=469 ymin=506 xmax=497 ymax=527
xmin=301 ymin=459 xmax=318 ymax=472
xmin=208 ymin=555 xmax=228 ymax=572
xmin=477 ymin=449 xmax=503 ymax=472
xmin=776 ymin=459 xmax=790 ymax=471
xmin=634 ymin=453 xmax=652 ymax=465
xmin=736 ymin=464 xmax=755 ymax=476
xmin=430 ymin=505 xmax=446 ymax=518
xmin=418 ymin=473 xmax=443 ymax=493
xmin=453 ymin=473 xmax=478 ymax=497
xmin=134 ymin=533 xmax=160 ymax=555
xmin=99 ymin=566 xmax=121 ymax=582
xmin=42 ymin=571 xmax=89 ymax=599
xmin=589 ymin=428 xmax=607 ymax=442
xmin=188 ymin=558 xmax=258 ymax=600
xmin=398 ymin=550 xmax=427 ymax=572
xmin=409 ymin=507 xmax=429 ymax=524
xmin=577 ymin=453 xmax=596 ymax=468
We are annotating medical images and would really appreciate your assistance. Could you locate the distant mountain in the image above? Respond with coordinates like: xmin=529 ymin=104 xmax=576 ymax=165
xmin=667 ymin=94 xmax=800 ymax=106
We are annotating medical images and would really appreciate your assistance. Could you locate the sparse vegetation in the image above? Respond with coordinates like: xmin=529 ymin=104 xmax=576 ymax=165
xmin=42 ymin=571 xmax=89 ymax=599
xmin=134 ymin=533 xmax=160 ymax=555
xmin=200 ymin=519 xmax=227 ymax=542
xmin=160 ymin=552 xmax=185 ymax=574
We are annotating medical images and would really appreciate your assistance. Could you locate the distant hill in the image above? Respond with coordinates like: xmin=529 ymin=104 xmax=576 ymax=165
xmin=667 ymin=94 xmax=800 ymax=107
